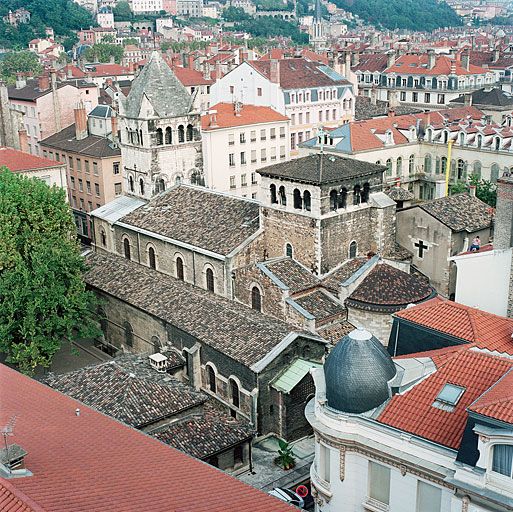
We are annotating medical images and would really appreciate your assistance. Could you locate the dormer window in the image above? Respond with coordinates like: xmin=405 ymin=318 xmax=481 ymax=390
xmin=492 ymin=445 xmax=513 ymax=478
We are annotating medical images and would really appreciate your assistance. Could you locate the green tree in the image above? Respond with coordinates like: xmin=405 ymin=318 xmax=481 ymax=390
xmin=0 ymin=169 xmax=99 ymax=375
xmin=113 ymin=1 xmax=133 ymax=20
xmin=85 ymin=43 xmax=124 ymax=63
xmin=449 ymin=181 xmax=468 ymax=195
xmin=469 ymin=174 xmax=497 ymax=207
xmin=222 ymin=6 xmax=250 ymax=21
xmin=0 ymin=51 xmax=42 ymax=85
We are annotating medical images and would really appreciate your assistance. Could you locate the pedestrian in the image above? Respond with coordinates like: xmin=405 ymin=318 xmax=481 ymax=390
xmin=469 ymin=236 xmax=481 ymax=252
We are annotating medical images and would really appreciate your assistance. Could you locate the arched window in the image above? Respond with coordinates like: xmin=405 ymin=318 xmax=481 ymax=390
xmin=156 ymin=128 xmax=163 ymax=145
xmin=293 ymin=188 xmax=302 ymax=209
xmin=339 ymin=188 xmax=347 ymax=208
xmin=156 ymin=178 xmax=165 ymax=193
xmin=206 ymin=267 xmax=215 ymax=292
xmin=176 ymin=256 xmax=184 ymax=280
xmin=396 ymin=157 xmax=402 ymax=176
xmin=408 ymin=154 xmax=415 ymax=175
xmin=386 ymin=158 xmax=392 ymax=177
xmin=152 ymin=335 xmax=161 ymax=353
xmin=270 ymin=184 xmax=277 ymax=204
xmin=361 ymin=183 xmax=370 ymax=203
xmin=330 ymin=189 xmax=338 ymax=211
xmin=139 ymin=129 xmax=143 ymax=146
xmin=148 ymin=246 xmax=156 ymax=269
xmin=100 ymin=228 xmax=106 ymax=246
xmin=251 ymin=286 xmax=262 ymax=312
xmin=123 ymin=237 xmax=131 ymax=260
xmin=129 ymin=175 xmax=134 ymax=193
xmin=186 ymin=124 xmax=194 ymax=141
xmin=349 ymin=241 xmax=357 ymax=258
xmin=174 ymin=175 xmax=182 ymax=186
xmin=123 ymin=321 xmax=133 ymax=347
xmin=457 ymin=159 xmax=466 ymax=180
xmin=353 ymin=185 xmax=361 ymax=206
xmin=286 ymin=243 xmax=293 ymax=258
xmin=441 ymin=156 xmax=447 ymax=175
xmin=303 ymin=190 xmax=311 ymax=211
xmin=491 ymin=163 xmax=500 ymax=183
xmin=165 ymin=126 xmax=172 ymax=144
xmin=278 ymin=185 xmax=286 ymax=206
xmin=178 ymin=125 xmax=185 ymax=143
xmin=207 ymin=365 xmax=216 ymax=393
xmin=98 ymin=306 xmax=108 ymax=333
xmin=459 ymin=132 xmax=465 ymax=146
xmin=139 ymin=178 xmax=145 ymax=195
xmin=424 ymin=154 xmax=432 ymax=174
xmin=473 ymin=161 xmax=482 ymax=179
xmin=230 ymin=378 xmax=240 ymax=408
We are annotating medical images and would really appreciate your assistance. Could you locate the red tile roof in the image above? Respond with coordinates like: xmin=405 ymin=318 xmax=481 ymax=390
xmin=384 ymin=54 xmax=488 ymax=76
xmin=202 ymin=102 xmax=288 ymax=130
xmin=395 ymin=300 xmax=513 ymax=355
xmin=171 ymin=66 xmax=213 ymax=86
xmin=379 ymin=350 xmax=513 ymax=449
xmin=0 ymin=147 xmax=63 ymax=172
xmin=0 ymin=480 xmax=41 ymax=512
xmin=394 ymin=343 xmax=471 ymax=368
xmin=469 ymin=368 xmax=513 ymax=424
xmin=456 ymin=243 xmax=494 ymax=257
xmin=0 ymin=364 xmax=293 ymax=512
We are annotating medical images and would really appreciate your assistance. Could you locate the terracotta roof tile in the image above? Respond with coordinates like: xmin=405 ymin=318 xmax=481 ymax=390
xmin=385 ymin=54 xmax=488 ymax=76
xmin=0 ymin=147 xmax=63 ymax=172
xmin=322 ymin=258 xmax=369 ymax=292
xmin=202 ymin=103 xmax=288 ymax=130
xmin=1 ymin=364 xmax=294 ymax=512
xmin=379 ymin=350 xmax=513 ymax=449
xmin=469 ymin=369 xmax=513 ymax=424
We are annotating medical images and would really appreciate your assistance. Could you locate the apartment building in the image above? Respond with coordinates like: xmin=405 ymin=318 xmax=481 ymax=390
xmin=201 ymin=102 xmax=290 ymax=197
xmin=210 ymin=58 xmax=355 ymax=155
xmin=40 ymin=104 xmax=122 ymax=242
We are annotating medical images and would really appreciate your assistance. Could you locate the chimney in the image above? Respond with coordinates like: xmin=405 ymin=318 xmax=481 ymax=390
xmin=494 ymin=175 xmax=513 ymax=250
xmin=450 ymin=61 xmax=456 ymax=75
xmin=469 ymin=184 xmax=476 ymax=197
xmin=462 ymin=52 xmax=470 ymax=71
xmin=387 ymin=51 xmax=395 ymax=68
xmin=493 ymin=48 xmax=500 ymax=63
xmin=74 ymin=101 xmax=88 ymax=141
xmin=427 ymin=49 xmax=435 ymax=70
xmin=270 ymin=59 xmax=280 ymax=84
xmin=18 ymin=129 xmax=28 ymax=153
xmin=464 ymin=93 xmax=472 ymax=106
xmin=370 ymin=86 xmax=377 ymax=106
xmin=111 ymin=113 xmax=118 ymax=142
xmin=188 ymin=54 xmax=194 ymax=69
xmin=50 ymin=68 xmax=57 ymax=90
xmin=38 ymin=74 xmax=50 ymax=92
xmin=15 ymin=73 xmax=26 ymax=90
xmin=350 ymin=52 xmax=359 ymax=67
xmin=215 ymin=61 xmax=222 ymax=80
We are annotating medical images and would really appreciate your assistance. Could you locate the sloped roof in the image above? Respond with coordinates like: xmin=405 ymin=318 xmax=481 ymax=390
xmin=293 ymin=290 xmax=345 ymax=322
xmin=271 ymin=358 xmax=322 ymax=393
xmin=395 ymin=300 xmax=513 ymax=355
xmin=262 ymin=257 xmax=319 ymax=293
xmin=384 ymin=54 xmax=488 ymax=76
xmin=417 ymin=193 xmax=492 ymax=233
xmin=450 ymin=87 xmax=513 ymax=107
xmin=379 ymin=350 xmax=513 ymax=449
xmin=0 ymin=480 xmax=40 ymax=512
xmin=385 ymin=186 xmax=415 ymax=202
xmin=120 ymin=185 xmax=260 ymax=256
xmin=0 ymin=363 xmax=294 ymax=512
xmin=0 ymin=147 xmax=63 ymax=172
xmin=123 ymin=51 xmax=193 ymax=118
xmin=321 ymin=258 xmax=369 ymax=292
xmin=202 ymin=103 xmax=288 ymax=130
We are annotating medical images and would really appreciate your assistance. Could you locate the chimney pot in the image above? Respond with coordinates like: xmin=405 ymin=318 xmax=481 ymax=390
xmin=38 ymin=74 xmax=50 ymax=92
xmin=270 ymin=59 xmax=280 ymax=84
xmin=74 ymin=102 xmax=88 ymax=141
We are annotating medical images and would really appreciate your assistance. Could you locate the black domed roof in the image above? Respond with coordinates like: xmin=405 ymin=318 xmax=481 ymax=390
xmin=324 ymin=329 xmax=396 ymax=414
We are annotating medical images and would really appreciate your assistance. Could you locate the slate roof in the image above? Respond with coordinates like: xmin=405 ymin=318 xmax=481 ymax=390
xmin=346 ymin=263 xmax=435 ymax=313
xmin=450 ymin=87 xmax=513 ymax=107
xmin=321 ymin=258 xmax=369 ymax=292
xmin=378 ymin=350 xmax=513 ymax=450
xmin=43 ymin=357 xmax=205 ymax=428
xmin=395 ymin=300 xmax=513 ymax=355
xmin=257 ymin=153 xmax=383 ymax=185
xmin=417 ymin=193 xmax=492 ymax=233
xmin=385 ymin=186 xmax=415 ymax=202
xmin=0 ymin=363 xmax=294 ymax=512
xmin=355 ymin=96 xmax=422 ymax=121
xmin=120 ymin=186 xmax=260 ymax=256
xmin=8 ymin=79 xmax=75 ymax=101
xmin=262 ymin=258 xmax=319 ymax=293
xmin=293 ymin=290 xmax=345 ymax=323
xmin=153 ymin=402 xmax=254 ymax=459
xmin=40 ymin=124 xmax=120 ymax=158
xmin=85 ymin=252 xmax=315 ymax=368
xmin=123 ymin=51 xmax=193 ymax=118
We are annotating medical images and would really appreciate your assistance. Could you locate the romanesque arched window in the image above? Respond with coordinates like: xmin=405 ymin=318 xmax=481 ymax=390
xmin=139 ymin=178 xmax=145 ymax=196
xmin=123 ymin=237 xmax=131 ymax=260
xmin=139 ymin=129 xmax=143 ymax=146
xmin=156 ymin=178 xmax=165 ymax=193
xmin=148 ymin=246 xmax=156 ymax=269
xmin=165 ymin=126 xmax=172 ymax=144
xmin=330 ymin=189 xmax=338 ymax=211
xmin=251 ymin=286 xmax=262 ymax=312
xmin=123 ymin=321 xmax=133 ymax=347
xmin=207 ymin=365 xmax=216 ymax=393
xmin=186 ymin=124 xmax=193 ymax=142
xmin=178 ymin=125 xmax=185 ymax=143
xmin=293 ymin=188 xmax=302 ymax=209
xmin=270 ymin=184 xmax=277 ymax=204
xmin=152 ymin=335 xmax=161 ymax=353
xmin=230 ymin=378 xmax=240 ymax=408
xmin=206 ymin=267 xmax=215 ymax=292
xmin=278 ymin=185 xmax=286 ymax=206
xmin=176 ymin=256 xmax=184 ymax=280
xmin=361 ymin=183 xmax=370 ymax=203
xmin=353 ymin=185 xmax=361 ymax=206
xmin=303 ymin=190 xmax=311 ymax=211
xmin=339 ymin=188 xmax=347 ymax=209
xmin=156 ymin=128 xmax=163 ymax=145
xmin=286 ymin=243 xmax=293 ymax=258
xmin=100 ymin=228 xmax=106 ymax=246
xmin=349 ymin=241 xmax=357 ymax=259
xmin=129 ymin=175 xmax=134 ymax=193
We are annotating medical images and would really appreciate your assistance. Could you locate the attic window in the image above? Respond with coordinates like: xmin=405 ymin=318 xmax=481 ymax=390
xmin=433 ymin=383 xmax=465 ymax=411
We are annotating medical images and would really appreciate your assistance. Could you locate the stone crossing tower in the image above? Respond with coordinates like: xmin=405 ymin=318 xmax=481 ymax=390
xmin=310 ymin=0 xmax=327 ymax=53
xmin=118 ymin=52 xmax=204 ymax=199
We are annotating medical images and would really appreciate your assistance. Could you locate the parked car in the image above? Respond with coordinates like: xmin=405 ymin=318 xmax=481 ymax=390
xmin=268 ymin=487 xmax=305 ymax=508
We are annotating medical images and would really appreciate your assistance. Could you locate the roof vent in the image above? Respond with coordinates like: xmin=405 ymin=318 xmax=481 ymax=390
xmin=149 ymin=353 xmax=168 ymax=373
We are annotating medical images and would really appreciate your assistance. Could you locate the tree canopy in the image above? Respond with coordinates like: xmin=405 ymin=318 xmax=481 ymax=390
xmin=84 ymin=43 xmax=124 ymax=63
xmin=0 ymin=169 xmax=99 ymax=374
xmin=234 ymin=16 xmax=308 ymax=44
xmin=112 ymin=1 xmax=132 ymax=21
xmin=0 ymin=51 xmax=42 ymax=84
xmin=0 ymin=0 xmax=95 ymax=49
xmin=333 ymin=0 xmax=462 ymax=31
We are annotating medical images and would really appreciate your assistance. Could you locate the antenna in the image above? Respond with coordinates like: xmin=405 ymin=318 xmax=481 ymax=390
xmin=1 ymin=416 xmax=17 ymax=474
